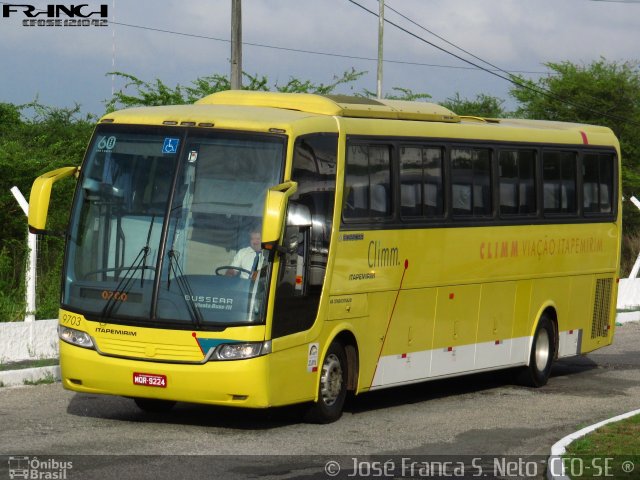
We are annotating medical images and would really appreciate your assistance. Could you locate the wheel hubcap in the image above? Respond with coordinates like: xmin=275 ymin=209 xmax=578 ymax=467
xmin=320 ymin=353 xmax=343 ymax=406
xmin=535 ymin=329 xmax=550 ymax=372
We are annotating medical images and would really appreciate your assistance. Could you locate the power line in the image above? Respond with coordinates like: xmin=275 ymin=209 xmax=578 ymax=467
xmin=384 ymin=0 xmax=640 ymax=123
xmin=0 ymin=1 xmax=550 ymax=75
xmin=384 ymin=1 xmax=510 ymax=77
xmin=347 ymin=0 xmax=539 ymax=86
xmin=346 ymin=0 xmax=639 ymax=126
xmin=110 ymin=20 xmax=549 ymax=75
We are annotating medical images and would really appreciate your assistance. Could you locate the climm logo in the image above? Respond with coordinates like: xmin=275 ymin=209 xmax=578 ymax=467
xmin=480 ymin=241 xmax=519 ymax=260
xmin=2 ymin=4 xmax=108 ymax=18
xmin=368 ymin=240 xmax=400 ymax=268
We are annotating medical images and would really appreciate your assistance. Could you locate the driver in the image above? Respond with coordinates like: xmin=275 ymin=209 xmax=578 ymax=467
xmin=226 ymin=228 xmax=262 ymax=279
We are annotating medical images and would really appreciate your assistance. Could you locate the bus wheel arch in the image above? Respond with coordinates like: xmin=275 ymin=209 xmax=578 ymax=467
xmin=334 ymin=330 xmax=359 ymax=392
xmin=518 ymin=308 xmax=557 ymax=387
xmin=304 ymin=330 xmax=359 ymax=424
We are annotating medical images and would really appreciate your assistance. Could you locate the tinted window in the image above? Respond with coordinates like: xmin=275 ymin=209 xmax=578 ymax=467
xmin=273 ymin=134 xmax=338 ymax=337
xmin=451 ymin=147 xmax=491 ymax=217
xmin=543 ymin=151 xmax=577 ymax=214
xmin=400 ymin=146 xmax=444 ymax=218
xmin=344 ymin=144 xmax=392 ymax=220
xmin=499 ymin=150 xmax=536 ymax=216
xmin=583 ymin=153 xmax=614 ymax=214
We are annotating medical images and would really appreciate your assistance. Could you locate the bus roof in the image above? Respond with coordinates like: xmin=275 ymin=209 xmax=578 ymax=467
xmin=99 ymin=91 xmax=615 ymax=143
xmin=195 ymin=91 xmax=460 ymax=123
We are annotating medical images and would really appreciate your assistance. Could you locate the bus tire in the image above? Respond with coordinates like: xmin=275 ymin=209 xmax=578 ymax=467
xmin=304 ymin=341 xmax=348 ymax=424
xmin=517 ymin=315 xmax=556 ymax=387
xmin=133 ymin=398 xmax=176 ymax=413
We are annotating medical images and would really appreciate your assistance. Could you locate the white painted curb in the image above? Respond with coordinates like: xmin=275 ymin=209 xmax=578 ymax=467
xmin=547 ymin=409 xmax=640 ymax=479
xmin=0 ymin=365 xmax=60 ymax=387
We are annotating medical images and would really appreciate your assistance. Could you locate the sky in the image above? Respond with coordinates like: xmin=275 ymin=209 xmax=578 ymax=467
xmin=1 ymin=0 xmax=639 ymax=117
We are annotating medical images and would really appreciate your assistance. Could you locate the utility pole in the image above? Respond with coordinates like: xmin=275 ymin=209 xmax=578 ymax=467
xmin=376 ymin=0 xmax=384 ymax=99
xmin=231 ymin=0 xmax=242 ymax=90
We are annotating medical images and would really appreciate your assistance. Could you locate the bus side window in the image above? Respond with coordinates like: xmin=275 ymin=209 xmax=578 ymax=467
xmin=499 ymin=150 xmax=536 ymax=217
xmin=344 ymin=144 xmax=392 ymax=220
xmin=451 ymin=147 xmax=492 ymax=218
xmin=583 ymin=153 xmax=614 ymax=214
xmin=543 ymin=151 xmax=577 ymax=215
xmin=400 ymin=146 xmax=444 ymax=219
xmin=272 ymin=134 xmax=337 ymax=338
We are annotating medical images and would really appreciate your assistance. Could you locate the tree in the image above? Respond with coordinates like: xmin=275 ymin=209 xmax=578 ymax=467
xmin=105 ymin=69 xmax=367 ymax=111
xmin=439 ymin=92 xmax=506 ymax=118
xmin=361 ymin=87 xmax=432 ymax=102
xmin=0 ymin=101 xmax=93 ymax=320
xmin=510 ymin=58 xmax=640 ymax=232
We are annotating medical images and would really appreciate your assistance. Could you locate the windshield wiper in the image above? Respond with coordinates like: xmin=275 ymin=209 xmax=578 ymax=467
xmin=166 ymin=248 xmax=204 ymax=328
xmin=140 ymin=215 xmax=155 ymax=287
xmin=101 ymin=218 xmax=156 ymax=321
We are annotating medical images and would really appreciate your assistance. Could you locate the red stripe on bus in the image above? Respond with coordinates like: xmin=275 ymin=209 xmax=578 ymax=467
xmin=580 ymin=131 xmax=589 ymax=144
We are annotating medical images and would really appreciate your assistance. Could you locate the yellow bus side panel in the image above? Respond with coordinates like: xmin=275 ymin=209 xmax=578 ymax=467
xmin=476 ymin=282 xmax=517 ymax=368
xmin=268 ymin=333 xmax=319 ymax=406
xmin=369 ymin=289 xmax=437 ymax=387
xmin=331 ymin=222 xmax=618 ymax=391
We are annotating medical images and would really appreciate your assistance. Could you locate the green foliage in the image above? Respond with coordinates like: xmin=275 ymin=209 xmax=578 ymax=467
xmin=360 ymin=87 xmax=432 ymax=101
xmin=23 ymin=372 xmax=56 ymax=385
xmin=439 ymin=92 xmax=506 ymax=118
xmin=510 ymin=59 xmax=640 ymax=233
xmin=106 ymin=69 xmax=368 ymax=110
xmin=0 ymin=101 xmax=92 ymax=320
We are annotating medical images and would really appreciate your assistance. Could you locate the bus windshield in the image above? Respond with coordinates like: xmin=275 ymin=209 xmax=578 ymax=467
xmin=63 ymin=125 xmax=285 ymax=329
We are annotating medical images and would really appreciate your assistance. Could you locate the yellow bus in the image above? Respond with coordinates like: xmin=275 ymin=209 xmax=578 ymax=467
xmin=29 ymin=91 xmax=620 ymax=423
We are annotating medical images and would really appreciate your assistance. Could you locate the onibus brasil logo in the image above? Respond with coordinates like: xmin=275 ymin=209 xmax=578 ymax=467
xmin=7 ymin=456 xmax=73 ymax=479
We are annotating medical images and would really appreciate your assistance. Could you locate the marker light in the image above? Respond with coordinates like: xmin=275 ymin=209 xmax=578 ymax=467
xmin=214 ymin=341 xmax=271 ymax=361
xmin=58 ymin=325 xmax=95 ymax=349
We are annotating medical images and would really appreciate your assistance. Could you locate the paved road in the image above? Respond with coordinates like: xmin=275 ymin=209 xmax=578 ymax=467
xmin=1 ymin=322 xmax=639 ymax=479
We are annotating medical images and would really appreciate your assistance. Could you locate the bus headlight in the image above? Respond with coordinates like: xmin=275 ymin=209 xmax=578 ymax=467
xmin=59 ymin=325 xmax=95 ymax=349
xmin=214 ymin=341 xmax=271 ymax=361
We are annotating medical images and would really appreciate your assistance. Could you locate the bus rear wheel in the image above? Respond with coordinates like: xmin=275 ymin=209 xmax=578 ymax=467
xmin=304 ymin=342 xmax=348 ymax=424
xmin=517 ymin=315 xmax=556 ymax=387
xmin=133 ymin=398 xmax=176 ymax=413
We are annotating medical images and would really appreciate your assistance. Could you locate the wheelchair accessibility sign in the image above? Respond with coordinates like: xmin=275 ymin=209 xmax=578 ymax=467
xmin=162 ymin=138 xmax=180 ymax=154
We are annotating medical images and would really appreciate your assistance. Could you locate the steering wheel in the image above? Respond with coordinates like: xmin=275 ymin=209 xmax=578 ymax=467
xmin=215 ymin=265 xmax=251 ymax=276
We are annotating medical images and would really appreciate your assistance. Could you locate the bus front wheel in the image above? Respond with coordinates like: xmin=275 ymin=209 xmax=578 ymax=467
xmin=517 ymin=315 xmax=556 ymax=387
xmin=304 ymin=341 xmax=348 ymax=424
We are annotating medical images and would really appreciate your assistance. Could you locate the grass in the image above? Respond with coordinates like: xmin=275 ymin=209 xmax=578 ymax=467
xmin=22 ymin=372 xmax=56 ymax=385
xmin=563 ymin=414 xmax=640 ymax=478
xmin=0 ymin=358 xmax=58 ymax=372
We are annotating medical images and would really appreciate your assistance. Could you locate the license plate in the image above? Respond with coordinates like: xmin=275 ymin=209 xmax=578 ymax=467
xmin=133 ymin=372 xmax=167 ymax=388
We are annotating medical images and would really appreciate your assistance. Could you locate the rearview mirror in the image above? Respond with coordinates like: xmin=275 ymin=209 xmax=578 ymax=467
xmin=28 ymin=166 xmax=79 ymax=234
xmin=261 ymin=181 xmax=298 ymax=245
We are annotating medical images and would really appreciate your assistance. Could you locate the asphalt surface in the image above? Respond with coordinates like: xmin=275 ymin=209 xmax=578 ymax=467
xmin=1 ymin=321 xmax=639 ymax=479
